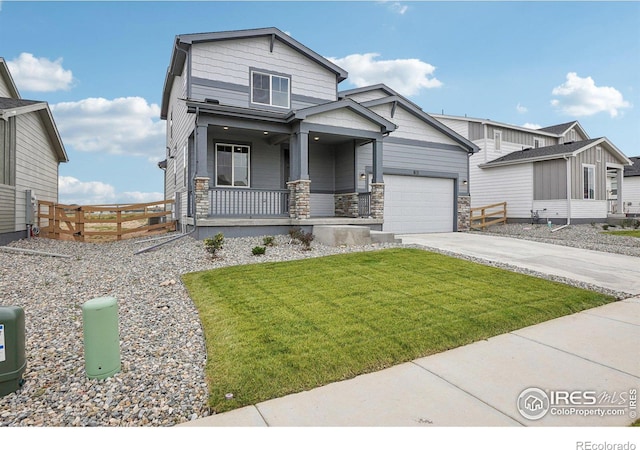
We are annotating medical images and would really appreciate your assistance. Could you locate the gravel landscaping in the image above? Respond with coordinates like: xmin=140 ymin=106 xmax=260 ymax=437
xmin=474 ymin=222 xmax=640 ymax=258
xmin=0 ymin=224 xmax=635 ymax=426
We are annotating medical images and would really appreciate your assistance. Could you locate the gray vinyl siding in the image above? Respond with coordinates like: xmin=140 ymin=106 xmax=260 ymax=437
xmin=309 ymin=144 xmax=335 ymax=192
xmin=165 ymin=66 xmax=193 ymax=207
xmin=357 ymin=141 xmax=468 ymax=193
xmin=190 ymin=36 xmax=338 ymax=110
xmin=571 ymin=146 xmax=603 ymax=200
xmin=486 ymin=125 xmax=559 ymax=148
xmin=534 ymin=159 xmax=567 ymax=200
xmin=0 ymin=74 xmax=13 ymax=98
xmin=14 ymin=113 xmax=59 ymax=230
xmin=0 ymin=118 xmax=12 ymax=185
xmin=570 ymin=145 xmax=622 ymax=201
xmin=334 ymin=142 xmax=355 ymax=192
xmin=0 ymin=184 xmax=15 ymax=233
xmin=469 ymin=122 xmax=484 ymax=141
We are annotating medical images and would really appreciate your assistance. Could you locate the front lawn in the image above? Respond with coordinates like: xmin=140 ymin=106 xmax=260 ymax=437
xmin=605 ymin=229 xmax=640 ymax=238
xmin=182 ymin=248 xmax=614 ymax=413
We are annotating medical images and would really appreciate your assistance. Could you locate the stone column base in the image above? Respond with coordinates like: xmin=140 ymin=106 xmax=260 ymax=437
xmin=287 ymin=179 xmax=311 ymax=219
xmin=334 ymin=193 xmax=359 ymax=218
xmin=194 ymin=177 xmax=210 ymax=220
xmin=370 ymin=183 xmax=384 ymax=219
xmin=457 ymin=195 xmax=471 ymax=231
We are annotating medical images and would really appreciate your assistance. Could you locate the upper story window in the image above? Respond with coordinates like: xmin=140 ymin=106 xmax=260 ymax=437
xmin=251 ymin=70 xmax=290 ymax=108
xmin=583 ymin=164 xmax=595 ymax=200
xmin=533 ymin=137 xmax=544 ymax=148
xmin=494 ymin=130 xmax=502 ymax=152
xmin=569 ymin=129 xmax=577 ymax=142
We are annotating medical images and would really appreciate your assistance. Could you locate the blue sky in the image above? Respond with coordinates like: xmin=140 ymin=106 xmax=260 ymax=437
xmin=0 ymin=1 xmax=638 ymax=204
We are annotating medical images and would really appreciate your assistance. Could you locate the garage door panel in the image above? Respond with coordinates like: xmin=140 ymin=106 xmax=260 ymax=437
xmin=383 ymin=175 xmax=454 ymax=234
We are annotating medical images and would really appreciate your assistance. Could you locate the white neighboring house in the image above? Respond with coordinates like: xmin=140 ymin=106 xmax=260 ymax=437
xmin=432 ymin=115 xmax=632 ymax=224
xmin=624 ymin=157 xmax=640 ymax=216
xmin=0 ymin=57 xmax=68 ymax=244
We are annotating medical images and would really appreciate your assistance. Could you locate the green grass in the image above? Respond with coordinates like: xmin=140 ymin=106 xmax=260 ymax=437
xmin=604 ymin=229 xmax=640 ymax=237
xmin=182 ymin=248 xmax=614 ymax=413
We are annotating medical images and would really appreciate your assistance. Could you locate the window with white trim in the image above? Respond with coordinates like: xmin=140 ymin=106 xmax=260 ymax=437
xmin=183 ymin=144 xmax=187 ymax=187
xmin=596 ymin=145 xmax=602 ymax=162
xmin=534 ymin=137 xmax=544 ymax=148
xmin=216 ymin=143 xmax=250 ymax=187
xmin=251 ymin=70 xmax=290 ymax=108
xmin=494 ymin=130 xmax=502 ymax=152
xmin=583 ymin=164 xmax=595 ymax=199
xmin=569 ymin=129 xmax=577 ymax=142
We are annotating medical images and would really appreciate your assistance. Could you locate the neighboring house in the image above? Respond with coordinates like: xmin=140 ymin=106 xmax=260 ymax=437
xmin=624 ymin=157 xmax=640 ymax=216
xmin=159 ymin=27 xmax=478 ymax=238
xmin=432 ymin=115 xmax=632 ymax=224
xmin=0 ymin=57 xmax=68 ymax=245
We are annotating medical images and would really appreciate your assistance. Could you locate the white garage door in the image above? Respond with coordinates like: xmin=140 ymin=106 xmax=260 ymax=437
xmin=383 ymin=175 xmax=454 ymax=233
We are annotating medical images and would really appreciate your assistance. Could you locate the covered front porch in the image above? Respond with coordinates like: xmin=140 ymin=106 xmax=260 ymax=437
xmin=186 ymin=99 xmax=395 ymax=229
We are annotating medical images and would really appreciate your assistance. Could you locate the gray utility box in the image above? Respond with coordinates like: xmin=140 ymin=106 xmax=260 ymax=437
xmin=0 ymin=306 xmax=26 ymax=397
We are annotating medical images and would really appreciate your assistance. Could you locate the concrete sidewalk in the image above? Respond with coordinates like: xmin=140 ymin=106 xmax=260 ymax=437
xmin=178 ymin=235 xmax=640 ymax=427
xmin=400 ymin=232 xmax=640 ymax=296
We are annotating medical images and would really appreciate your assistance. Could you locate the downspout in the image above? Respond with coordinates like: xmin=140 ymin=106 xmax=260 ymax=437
xmin=192 ymin=106 xmax=200 ymax=230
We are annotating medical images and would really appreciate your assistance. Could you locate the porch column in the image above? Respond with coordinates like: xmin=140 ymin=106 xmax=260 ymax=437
xmin=617 ymin=168 xmax=624 ymax=214
xmin=457 ymin=195 xmax=471 ymax=231
xmin=195 ymin=123 xmax=208 ymax=178
xmin=289 ymin=130 xmax=309 ymax=181
xmin=372 ymin=138 xmax=384 ymax=183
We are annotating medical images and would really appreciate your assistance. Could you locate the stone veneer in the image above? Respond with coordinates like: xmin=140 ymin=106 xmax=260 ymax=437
xmin=194 ymin=177 xmax=210 ymax=220
xmin=334 ymin=193 xmax=360 ymax=218
xmin=457 ymin=195 xmax=471 ymax=231
xmin=370 ymin=183 xmax=384 ymax=219
xmin=287 ymin=179 xmax=311 ymax=219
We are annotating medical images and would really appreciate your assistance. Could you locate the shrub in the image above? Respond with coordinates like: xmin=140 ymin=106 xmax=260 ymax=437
xmin=288 ymin=227 xmax=314 ymax=250
xmin=252 ymin=246 xmax=266 ymax=256
xmin=263 ymin=236 xmax=275 ymax=247
xmin=204 ymin=232 xmax=224 ymax=256
xmin=601 ymin=224 xmax=609 ymax=231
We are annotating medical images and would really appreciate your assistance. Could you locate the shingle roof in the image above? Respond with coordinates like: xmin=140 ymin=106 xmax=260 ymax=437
xmin=485 ymin=138 xmax=602 ymax=165
xmin=625 ymin=157 xmax=640 ymax=177
xmin=0 ymin=97 xmax=43 ymax=109
xmin=537 ymin=121 xmax=578 ymax=135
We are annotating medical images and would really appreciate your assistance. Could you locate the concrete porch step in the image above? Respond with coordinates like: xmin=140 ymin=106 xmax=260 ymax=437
xmin=369 ymin=230 xmax=401 ymax=244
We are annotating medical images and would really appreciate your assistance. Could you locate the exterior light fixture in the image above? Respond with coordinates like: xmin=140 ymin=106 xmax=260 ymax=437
xmin=223 ymin=126 xmax=229 ymax=130
xmin=359 ymin=173 xmax=366 ymax=180
xmin=313 ymin=136 xmax=320 ymax=141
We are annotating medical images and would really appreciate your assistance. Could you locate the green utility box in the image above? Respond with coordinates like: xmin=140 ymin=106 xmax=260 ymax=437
xmin=0 ymin=306 xmax=26 ymax=397
xmin=81 ymin=297 xmax=121 ymax=380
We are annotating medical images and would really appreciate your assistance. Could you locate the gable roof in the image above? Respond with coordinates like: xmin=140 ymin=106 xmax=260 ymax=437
xmin=0 ymin=97 xmax=68 ymax=163
xmin=482 ymin=137 xmax=631 ymax=168
xmin=625 ymin=157 xmax=640 ymax=177
xmin=291 ymin=97 xmax=397 ymax=134
xmin=161 ymin=27 xmax=348 ymax=119
xmin=538 ymin=120 xmax=590 ymax=140
xmin=340 ymin=84 xmax=480 ymax=154
xmin=0 ymin=57 xmax=21 ymax=99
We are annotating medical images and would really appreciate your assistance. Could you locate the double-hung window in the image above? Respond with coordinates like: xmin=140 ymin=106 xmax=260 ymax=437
xmin=583 ymin=164 xmax=595 ymax=200
xmin=494 ymin=130 xmax=502 ymax=152
xmin=251 ymin=70 xmax=290 ymax=108
xmin=216 ymin=143 xmax=250 ymax=187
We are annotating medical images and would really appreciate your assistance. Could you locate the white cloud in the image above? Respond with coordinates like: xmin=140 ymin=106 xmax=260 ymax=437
xmin=7 ymin=53 xmax=74 ymax=92
xmin=328 ymin=53 xmax=442 ymax=96
xmin=516 ymin=103 xmax=528 ymax=114
xmin=59 ymin=176 xmax=163 ymax=205
xmin=51 ymin=97 xmax=165 ymax=161
xmin=522 ymin=123 xmax=542 ymax=130
xmin=551 ymin=72 xmax=631 ymax=118
xmin=390 ymin=2 xmax=408 ymax=15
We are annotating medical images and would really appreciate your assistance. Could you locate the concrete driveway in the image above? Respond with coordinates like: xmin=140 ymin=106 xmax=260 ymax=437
xmin=399 ymin=232 xmax=640 ymax=296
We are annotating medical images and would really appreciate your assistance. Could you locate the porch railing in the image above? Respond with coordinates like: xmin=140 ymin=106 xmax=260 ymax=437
xmin=358 ymin=192 xmax=371 ymax=217
xmin=607 ymin=199 xmax=620 ymax=215
xmin=209 ymin=188 xmax=290 ymax=216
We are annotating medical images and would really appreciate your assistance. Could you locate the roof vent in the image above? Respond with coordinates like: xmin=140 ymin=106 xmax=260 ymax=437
xmin=205 ymin=98 xmax=220 ymax=104
xmin=523 ymin=147 xmax=532 ymax=151
xmin=563 ymin=141 xmax=574 ymax=145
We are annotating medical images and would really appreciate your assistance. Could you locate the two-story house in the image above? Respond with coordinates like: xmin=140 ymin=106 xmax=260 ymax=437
xmin=432 ymin=115 xmax=632 ymax=224
xmin=0 ymin=57 xmax=68 ymax=245
xmin=159 ymin=27 xmax=479 ymax=238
